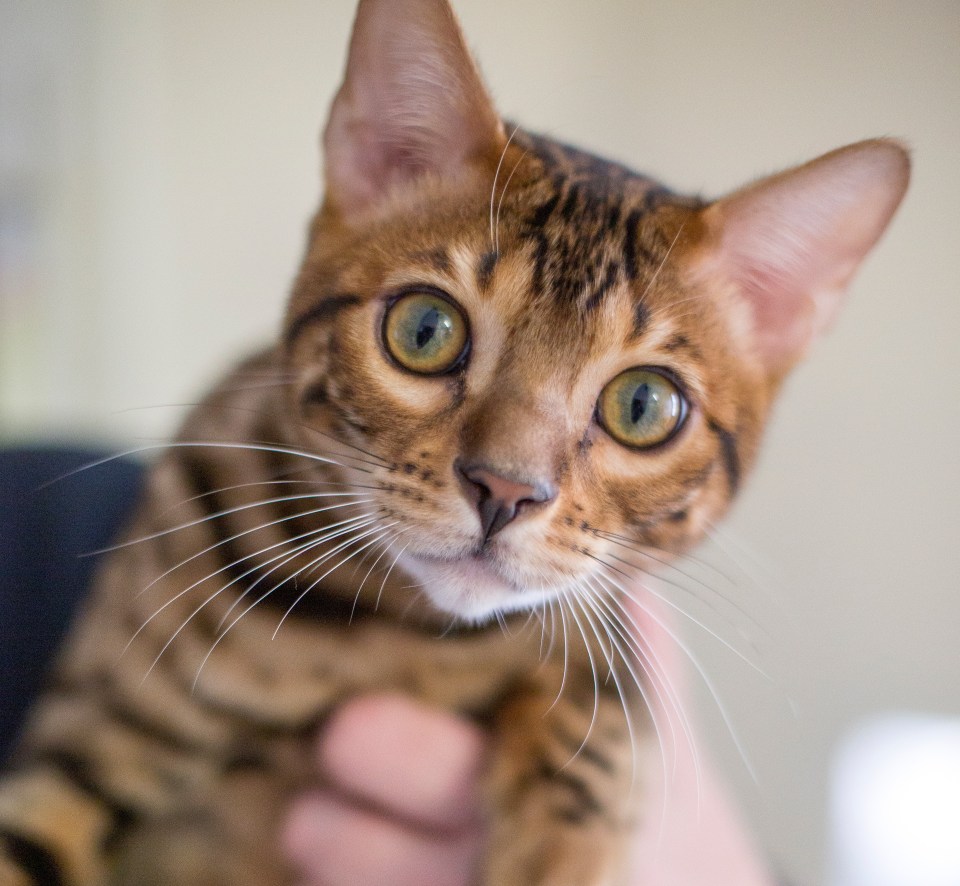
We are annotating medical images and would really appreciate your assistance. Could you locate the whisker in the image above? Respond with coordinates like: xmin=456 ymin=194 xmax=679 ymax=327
xmin=584 ymin=551 xmax=766 ymax=677
xmin=638 ymin=223 xmax=685 ymax=304
xmin=125 ymin=507 xmax=377 ymax=654
xmin=494 ymin=150 xmax=529 ymax=254
xmin=375 ymin=539 xmax=411 ymax=613
xmin=596 ymin=542 xmax=768 ymax=654
xmin=132 ymin=496 xmax=375 ymax=601
xmin=97 ymin=489 xmax=369 ymax=557
xmin=130 ymin=510 xmax=381 ymax=669
xmin=215 ymin=512 xmax=385 ymax=629
xmin=595 ymin=528 xmax=742 ymax=599
xmin=598 ymin=565 xmax=759 ymax=784
xmin=349 ymin=527 xmax=409 ymax=623
xmin=583 ymin=577 xmax=689 ymax=835
xmin=272 ymin=521 xmax=401 ymax=638
xmin=40 ymin=439 xmax=363 ymax=493
xmin=191 ymin=521 xmax=397 ymax=692
xmin=585 ymin=576 xmax=698 ymax=786
xmin=489 ymin=124 xmax=520 ymax=247
xmin=576 ymin=580 xmax=651 ymax=793
xmin=547 ymin=592 xmax=573 ymax=714
xmin=556 ymin=589 xmax=602 ymax=769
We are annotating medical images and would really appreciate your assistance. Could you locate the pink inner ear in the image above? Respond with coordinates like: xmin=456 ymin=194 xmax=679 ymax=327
xmin=703 ymin=140 xmax=910 ymax=372
xmin=323 ymin=0 xmax=505 ymax=218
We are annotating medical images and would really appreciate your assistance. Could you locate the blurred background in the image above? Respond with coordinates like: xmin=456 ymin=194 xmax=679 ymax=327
xmin=1 ymin=1 xmax=958 ymax=882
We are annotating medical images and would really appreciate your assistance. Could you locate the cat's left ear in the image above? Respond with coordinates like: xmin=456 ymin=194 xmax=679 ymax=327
xmin=695 ymin=139 xmax=910 ymax=376
xmin=323 ymin=0 xmax=506 ymax=220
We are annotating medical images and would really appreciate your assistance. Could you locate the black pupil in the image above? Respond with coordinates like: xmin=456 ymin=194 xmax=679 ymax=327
xmin=630 ymin=383 xmax=650 ymax=424
xmin=415 ymin=307 xmax=440 ymax=349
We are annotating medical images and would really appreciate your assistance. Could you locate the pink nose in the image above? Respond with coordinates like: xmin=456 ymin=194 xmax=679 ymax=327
xmin=457 ymin=461 xmax=556 ymax=542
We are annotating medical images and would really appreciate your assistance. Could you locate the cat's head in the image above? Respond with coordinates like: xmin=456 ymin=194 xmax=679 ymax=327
xmin=282 ymin=0 xmax=908 ymax=622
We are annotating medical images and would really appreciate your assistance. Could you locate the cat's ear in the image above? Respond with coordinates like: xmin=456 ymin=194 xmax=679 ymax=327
xmin=696 ymin=139 xmax=909 ymax=375
xmin=323 ymin=0 xmax=506 ymax=219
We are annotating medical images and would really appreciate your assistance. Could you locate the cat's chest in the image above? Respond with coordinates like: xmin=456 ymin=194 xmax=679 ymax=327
xmin=188 ymin=612 xmax=544 ymax=730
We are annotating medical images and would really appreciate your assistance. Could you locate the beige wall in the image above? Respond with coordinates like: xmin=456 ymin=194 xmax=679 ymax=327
xmin=2 ymin=1 xmax=958 ymax=882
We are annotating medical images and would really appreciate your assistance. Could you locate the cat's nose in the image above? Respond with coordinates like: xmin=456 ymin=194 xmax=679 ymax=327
xmin=456 ymin=461 xmax=556 ymax=542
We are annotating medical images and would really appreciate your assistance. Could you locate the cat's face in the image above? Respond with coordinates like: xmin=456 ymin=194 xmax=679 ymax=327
xmin=281 ymin=0 xmax=907 ymax=622
xmin=285 ymin=143 xmax=767 ymax=621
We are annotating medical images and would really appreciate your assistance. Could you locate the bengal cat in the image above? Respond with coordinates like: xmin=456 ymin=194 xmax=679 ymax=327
xmin=0 ymin=0 xmax=909 ymax=883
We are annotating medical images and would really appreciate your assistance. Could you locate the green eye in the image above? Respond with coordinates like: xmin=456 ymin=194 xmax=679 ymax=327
xmin=597 ymin=368 xmax=687 ymax=449
xmin=382 ymin=291 xmax=469 ymax=375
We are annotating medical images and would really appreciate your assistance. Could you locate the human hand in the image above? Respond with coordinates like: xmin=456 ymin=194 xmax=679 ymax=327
xmin=281 ymin=694 xmax=487 ymax=886
xmin=281 ymin=602 xmax=775 ymax=886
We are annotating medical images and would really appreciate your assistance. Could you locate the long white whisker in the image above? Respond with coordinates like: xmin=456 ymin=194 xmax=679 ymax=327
xmin=97 ymin=488 xmax=369 ymax=556
xmin=557 ymin=589 xmax=602 ymax=770
xmin=599 ymin=566 xmax=758 ymax=784
xmin=495 ymin=150 xmax=529 ymax=254
xmin=595 ymin=530 xmax=763 ymax=636
xmin=133 ymin=495 xmax=375 ymax=601
xmin=489 ymin=124 xmax=520 ymax=247
xmin=585 ymin=551 xmax=767 ymax=677
xmin=556 ymin=588 xmax=600 ymax=769
xmin=350 ymin=527 xmax=408 ymax=623
xmin=272 ymin=521 xmax=399 ymax=638
xmin=638 ymin=223 xmax=685 ymax=303
xmin=583 ymin=577 xmax=685 ymax=835
xmin=577 ymin=580 xmax=647 ymax=791
xmin=191 ymin=522 xmax=397 ymax=692
xmin=215 ymin=513 xmax=384 ymax=629
xmin=125 ymin=506 xmax=377 ymax=657
xmin=598 ymin=546 xmax=767 ymax=655
xmin=135 ymin=513 xmax=384 ymax=682
xmin=39 ymin=440 xmax=358 ymax=491
xmin=548 ymin=592 xmax=572 ymax=713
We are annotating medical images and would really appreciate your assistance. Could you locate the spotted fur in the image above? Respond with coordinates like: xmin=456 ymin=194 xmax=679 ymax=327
xmin=0 ymin=0 xmax=908 ymax=883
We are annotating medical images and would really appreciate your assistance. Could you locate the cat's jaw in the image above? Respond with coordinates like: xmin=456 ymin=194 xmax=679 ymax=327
xmin=399 ymin=546 xmax=560 ymax=623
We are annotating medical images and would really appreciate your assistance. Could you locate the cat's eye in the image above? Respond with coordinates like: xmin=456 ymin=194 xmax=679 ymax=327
xmin=597 ymin=368 xmax=687 ymax=450
xmin=382 ymin=290 xmax=469 ymax=375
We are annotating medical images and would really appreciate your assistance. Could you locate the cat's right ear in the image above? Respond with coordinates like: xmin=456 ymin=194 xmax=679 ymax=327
xmin=693 ymin=139 xmax=910 ymax=377
xmin=323 ymin=0 xmax=506 ymax=220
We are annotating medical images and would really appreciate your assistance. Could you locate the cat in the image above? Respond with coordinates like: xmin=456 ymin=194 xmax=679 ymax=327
xmin=0 ymin=0 xmax=908 ymax=883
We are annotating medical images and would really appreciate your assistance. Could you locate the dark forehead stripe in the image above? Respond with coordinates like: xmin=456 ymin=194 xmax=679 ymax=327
xmin=512 ymin=129 xmax=689 ymax=316
xmin=707 ymin=418 xmax=741 ymax=494
xmin=475 ymin=250 xmax=499 ymax=290
xmin=583 ymin=260 xmax=620 ymax=313
xmin=285 ymin=294 xmax=363 ymax=347
xmin=632 ymin=301 xmax=651 ymax=338
xmin=414 ymin=247 xmax=452 ymax=275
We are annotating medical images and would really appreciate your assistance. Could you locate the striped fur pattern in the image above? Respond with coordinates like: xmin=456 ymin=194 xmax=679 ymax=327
xmin=0 ymin=1 xmax=909 ymax=883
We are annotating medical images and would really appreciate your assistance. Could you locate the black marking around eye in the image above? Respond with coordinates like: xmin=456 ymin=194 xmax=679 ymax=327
xmin=708 ymin=418 xmax=741 ymax=494
xmin=285 ymin=294 xmax=363 ymax=347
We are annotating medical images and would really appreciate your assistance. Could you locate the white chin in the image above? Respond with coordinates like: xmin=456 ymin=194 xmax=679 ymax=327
xmin=400 ymin=552 xmax=549 ymax=623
